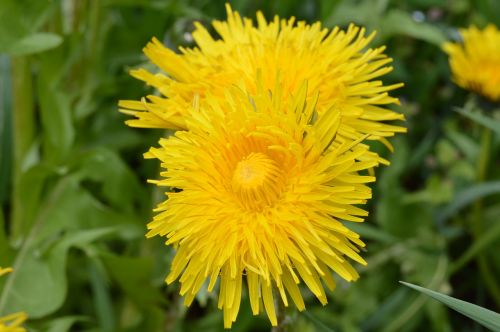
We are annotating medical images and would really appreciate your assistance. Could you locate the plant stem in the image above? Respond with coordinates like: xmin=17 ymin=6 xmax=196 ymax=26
xmin=271 ymin=296 xmax=291 ymax=332
xmin=472 ymin=127 xmax=500 ymax=309
xmin=11 ymin=56 xmax=35 ymax=239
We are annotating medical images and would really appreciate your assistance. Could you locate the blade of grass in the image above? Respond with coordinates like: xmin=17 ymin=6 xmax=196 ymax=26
xmin=436 ymin=181 xmax=500 ymax=224
xmin=450 ymin=219 xmax=500 ymax=275
xmin=400 ymin=282 xmax=500 ymax=331
xmin=454 ymin=107 xmax=500 ymax=136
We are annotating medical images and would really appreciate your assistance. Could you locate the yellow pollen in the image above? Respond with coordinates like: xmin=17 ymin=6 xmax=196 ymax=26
xmin=232 ymin=152 xmax=283 ymax=210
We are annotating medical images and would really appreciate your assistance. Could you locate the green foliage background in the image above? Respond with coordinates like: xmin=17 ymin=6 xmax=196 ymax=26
xmin=1 ymin=0 xmax=500 ymax=331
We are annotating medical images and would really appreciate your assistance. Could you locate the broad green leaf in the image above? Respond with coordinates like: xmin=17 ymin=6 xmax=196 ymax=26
xmin=324 ymin=0 xmax=382 ymax=27
xmin=437 ymin=181 xmax=500 ymax=223
xmin=43 ymin=316 xmax=89 ymax=332
xmin=6 ymin=33 xmax=62 ymax=56
xmin=454 ymin=107 xmax=500 ymax=136
xmin=381 ymin=9 xmax=447 ymax=45
xmin=400 ymin=281 xmax=500 ymax=331
xmin=0 ymin=0 xmax=57 ymax=53
xmin=0 ymin=227 xmax=117 ymax=317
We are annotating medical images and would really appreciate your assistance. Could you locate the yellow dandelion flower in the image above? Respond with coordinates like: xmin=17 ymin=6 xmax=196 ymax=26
xmin=146 ymin=81 xmax=376 ymax=328
xmin=120 ymin=4 xmax=405 ymax=149
xmin=0 ymin=268 xmax=27 ymax=332
xmin=0 ymin=313 xmax=27 ymax=332
xmin=443 ymin=24 xmax=500 ymax=101
xmin=0 ymin=268 xmax=13 ymax=278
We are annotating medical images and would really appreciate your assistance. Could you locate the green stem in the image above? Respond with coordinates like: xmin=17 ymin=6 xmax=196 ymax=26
xmin=11 ymin=56 xmax=35 ymax=240
xmin=472 ymin=127 xmax=500 ymax=309
xmin=271 ymin=296 xmax=292 ymax=332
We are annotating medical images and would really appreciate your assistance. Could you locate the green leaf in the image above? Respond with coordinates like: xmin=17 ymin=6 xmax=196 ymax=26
xmin=0 ymin=172 xmax=140 ymax=317
xmin=100 ymin=253 xmax=162 ymax=306
xmin=43 ymin=316 xmax=89 ymax=332
xmin=454 ymin=107 xmax=500 ymax=136
xmin=346 ymin=223 xmax=397 ymax=244
xmin=400 ymin=281 xmax=500 ymax=331
xmin=89 ymin=258 xmax=116 ymax=332
xmin=12 ymin=164 xmax=55 ymax=240
xmin=0 ymin=56 xmax=12 ymax=203
xmin=323 ymin=0 xmax=382 ymax=27
xmin=0 ymin=227 xmax=117 ymax=317
xmin=381 ymin=9 xmax=447 ymax=45
xmin=6 ymin=33 xmax=63 ymax=56
xmin=73 ymin=147 xmax=145 ymax=212
xmin=445 ymin=123 xmax=479 ymax=162
xmin=0 ymin=0 xmax=56 ymax=53
xmin=37 ymin=62 xmax=75 ymax=163
xmin=0 ymin=210 xmax=9 ymax=264
xmin=451 ymin=218 xmax=500 ymax=273
xmin=437 ymin=181 xmax=500 ymax=223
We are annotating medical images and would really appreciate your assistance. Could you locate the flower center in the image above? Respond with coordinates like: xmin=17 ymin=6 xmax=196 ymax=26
xmin=232 ymin=152 xmax=283 ymax=210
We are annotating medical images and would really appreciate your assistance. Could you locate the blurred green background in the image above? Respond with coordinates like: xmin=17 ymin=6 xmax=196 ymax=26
xmin=1 ymin=0 xmax=500 ymax=331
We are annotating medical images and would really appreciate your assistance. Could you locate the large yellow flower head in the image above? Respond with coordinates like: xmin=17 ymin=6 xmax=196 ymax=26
xmin=443 ymin=24 xmax=500 ymax=101
xmin=0 ymin=268 xmax=26 ymax=332
xmin=146 ymin=80 xmax=376 ymax=328
xmin=120 ymin=4 xmax=405 ymax=149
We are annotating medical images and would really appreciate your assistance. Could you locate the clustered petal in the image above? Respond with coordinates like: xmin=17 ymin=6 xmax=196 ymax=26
xmin=0 ymin=267 xmax=27 ymax=332
xmin=443 ymin=24 xmax=500 ymax=101
xmin=121 ymin=4 xmax=406 ymax=328
xmin=119 ymin=4 xmax=405 ymax=149
xmin=146 ymin=82 xmax=379 ymax=327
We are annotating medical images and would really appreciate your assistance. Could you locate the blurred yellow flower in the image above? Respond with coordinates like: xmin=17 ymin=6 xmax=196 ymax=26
xmin=0 ymin=268 xmax=12 ymax=278
xmin=443 ymin=24 xmax=500 ymax=101
xmin=146 ymin=81 xmax=375 ymax=328
xmin=0 ymin=313 xmax=27 ymax=332
xmin=120 ymin=4 xmax=405 ymax=150
xmin=0 ymin=268 xmax=27 ymax=332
